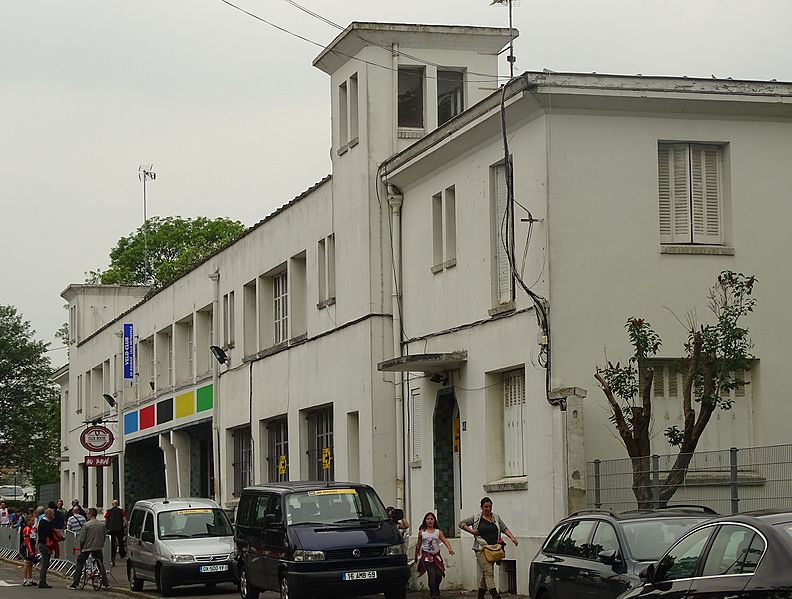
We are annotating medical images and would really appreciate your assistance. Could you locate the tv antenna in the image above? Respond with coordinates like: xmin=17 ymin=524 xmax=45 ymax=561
xmin=138 ymin=164 xmax=156 ymax=285
xmin=491 ymin=0 xmax=519 ymax=78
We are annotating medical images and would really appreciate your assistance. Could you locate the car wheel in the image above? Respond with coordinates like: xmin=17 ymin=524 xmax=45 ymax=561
xmin=239 ymin=566 xmax=260 ymax=599
xmin=128 ymin=564 xmax=144 ymax=592
xmin=384 ymin=586 xmax=407 ymax=599
xmin=157 ymin=566 xmax=173 ymax=596
xmin=279 ymin=572 xmax=290 ymax=599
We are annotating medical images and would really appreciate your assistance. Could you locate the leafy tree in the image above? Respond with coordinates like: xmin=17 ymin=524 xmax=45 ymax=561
xmin=595 ymin=271 xmax=757 ymax=508
xmin=0 ymin=306 xmax=61 ymax=487
xmin=91 ymin=216 xmax=246 ymax=289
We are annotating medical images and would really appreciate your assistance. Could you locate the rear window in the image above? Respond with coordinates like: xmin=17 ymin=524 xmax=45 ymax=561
xmin=285 ymin=487 xmax=388 ymax=526
xmin=772 ymin=521 xmax=792 ymax=546
xmin=622 ymin=517 xmax=710 ymax=561
xmin=157 ymin=508 xmax=233 ymax=539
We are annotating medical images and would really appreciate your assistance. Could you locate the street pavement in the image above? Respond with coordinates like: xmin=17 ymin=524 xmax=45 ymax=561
xmin=0 ymin=556 xmax=528 ymax=599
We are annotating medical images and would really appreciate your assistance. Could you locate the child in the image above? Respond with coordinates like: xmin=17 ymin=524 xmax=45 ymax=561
xmin=21 ymin=515 xmax=38 ymax=586
xmin=414 ymin=512 xmax=455 ymax=599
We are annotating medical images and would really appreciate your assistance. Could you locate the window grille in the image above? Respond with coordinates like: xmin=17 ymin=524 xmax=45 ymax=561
xmin=504 ymin=369 xmax=525 ymax=476
xmin=233 ymin=427 xmax=252 ymax=496
xmin=308 ymin=407 xmax=334 ymax=481
xmin=267 ymin=418 xmax=289 ymax=482
xmin=273 ymin=271 xmax=289 ymax=344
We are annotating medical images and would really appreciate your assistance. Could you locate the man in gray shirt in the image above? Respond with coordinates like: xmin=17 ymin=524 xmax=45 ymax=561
xmin=68 ymin=508 xmax=109 ymax=589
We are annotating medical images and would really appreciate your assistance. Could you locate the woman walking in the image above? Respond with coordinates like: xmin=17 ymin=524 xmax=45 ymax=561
xmin=459 ymin=497 xmax=519 ymax=599
xmin=414 ymin=512 xmax=454 ymax=598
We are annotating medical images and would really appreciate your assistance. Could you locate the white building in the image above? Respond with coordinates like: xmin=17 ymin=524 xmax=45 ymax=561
xmin=57 ymin=21 xmax=792 ymax=595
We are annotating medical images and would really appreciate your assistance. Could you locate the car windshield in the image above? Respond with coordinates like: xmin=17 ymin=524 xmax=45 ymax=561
xmin=622 ymin=517 xmax=710 ymax=561
xmin=157 ymin=508 xmax=233 ymax=539
xmin=285 ymin=487 xmax=388 ymax=526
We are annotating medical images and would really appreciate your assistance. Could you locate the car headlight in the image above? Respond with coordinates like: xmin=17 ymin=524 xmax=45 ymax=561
xmin=386 ymin=544 xmax=406 ymax=556
xmin=293 ymin=550 xmax=325 ymax=562
xmin=228 ymin=552 xmax=236 ymax=561
xmin=170 ymin=554 xmax=195 ymax=562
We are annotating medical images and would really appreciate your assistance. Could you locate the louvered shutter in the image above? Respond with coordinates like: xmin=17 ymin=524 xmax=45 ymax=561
xmin=658 ymin=143 xmax=692 ymax=243
xmin=494 ymin=164 xmax=513 ymax=303
xmin=503 ymin=369 xmax=525 ymax=476
xmin=690 ymin=144 xmax=722 ymax=244
xmin=410 ymin=388 xmax=422 ymax=462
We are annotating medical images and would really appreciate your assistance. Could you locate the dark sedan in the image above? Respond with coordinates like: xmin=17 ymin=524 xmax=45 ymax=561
xmin=618 ymin=510 xmax=792 ymax=599
xmin=529 ymin=506 xmax=717 ymax=599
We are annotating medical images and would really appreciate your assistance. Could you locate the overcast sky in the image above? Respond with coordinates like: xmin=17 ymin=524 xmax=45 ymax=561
xmin=2 ymin=0 xmax=791 ymax=358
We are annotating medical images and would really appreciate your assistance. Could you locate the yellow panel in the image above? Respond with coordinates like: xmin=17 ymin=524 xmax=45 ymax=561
xmin=175 ymin=392 xmax=195 ymax=418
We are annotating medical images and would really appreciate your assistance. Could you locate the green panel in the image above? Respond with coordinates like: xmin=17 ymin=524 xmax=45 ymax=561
xmin=196 ymin=384 xmax=213 ymax=412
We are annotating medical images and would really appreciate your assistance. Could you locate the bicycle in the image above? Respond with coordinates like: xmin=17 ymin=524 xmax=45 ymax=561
xmin=79 ymin=553 xmax=104 ymax=590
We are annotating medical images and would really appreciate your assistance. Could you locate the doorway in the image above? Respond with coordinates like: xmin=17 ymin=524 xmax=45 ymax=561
xmin=433 ymin=388 xmax=460 ymax=537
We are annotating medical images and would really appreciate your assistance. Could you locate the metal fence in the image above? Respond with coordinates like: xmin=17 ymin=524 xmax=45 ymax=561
xmin=587 ymin=444 xmax=792 ymax=514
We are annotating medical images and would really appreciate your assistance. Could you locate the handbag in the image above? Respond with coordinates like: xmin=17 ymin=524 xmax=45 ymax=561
xmin=482 ymin=543 xmax=505 ymax=563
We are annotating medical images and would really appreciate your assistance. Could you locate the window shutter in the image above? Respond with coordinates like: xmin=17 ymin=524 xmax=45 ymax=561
xmin=494 ymin=164 xmax=513 ymax=303
xmin=410 ymin=388 xmax=422 ymax=462
xmin=659 ymin=143 xmax=693 ymax=244
xmin=503 ymin=369 xmax=525 ymax=476
xmin=691 ymin=144 xmax=722 ymax=244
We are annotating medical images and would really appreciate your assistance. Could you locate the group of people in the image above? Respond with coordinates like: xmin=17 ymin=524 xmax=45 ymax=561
xmin=411 ymin=496 xmax=519 ymax=599
xmin=1 ymin=498 xmax=127 ymax=590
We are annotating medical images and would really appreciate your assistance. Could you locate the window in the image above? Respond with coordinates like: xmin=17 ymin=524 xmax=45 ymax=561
xmin=558 ymin=519 xmax=597 ymax=558
xmin=410 ymin=387 xmax=422 ymax=463
xmin=143 ymin=511 xmax=154 ymax=537
xmin=317 ymin=234 xmax=336 ymax=306
xmin=69 ymin=305 xmax=78 ymax=343
xmin=591 ymin=522 xmax=620 ymax=560
xmin=243 ymin=280 xmax=257 ymax=356
xmin=338 ymin=80 xmax=348 ymax=146
xmin=656 ymin=526 xmax=713 ymax=581
xmin=186 ymin=322 xmax=193 ymax=378
xmin=492 ymin=163 xmax=513 ymax=305
xmin=273 ymin=271 xmax=288 ymax=344
xmin=504 ymin=369 xmax=525 ymax=477
xmin=308 ymin=407 xmax=334 ymax=481
xmin=658 ymin=143 xmax=723 ymax=245
xmin=437 ymin=70 xmax=464 ymax=126
xmin=349 ymin=73 xmax=359 ymax=141
xmin=543 ymin=523 xmax=570 ymax=554
xmin=76 ymin=374 xmax=83 ymax=413
xmin=233 ymin=426 xmax=252 ymax=496
xmin=267 ymin=417 xmax=289 ymax=483
xmin=223 ymin=291 xmax=235 ymax=348
xmin=128 ymin=509 xmax=145 ymax=538
xmin=432 ymin=186 xmax=457 ymax=271
xmin=702 ymin=525 xmax=764 ymax=576
xmin=398 ymin=67 xmax=424 ymax=128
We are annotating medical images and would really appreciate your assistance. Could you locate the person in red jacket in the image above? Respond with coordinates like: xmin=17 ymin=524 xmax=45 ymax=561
xmin=20 ymin=515 xmax=37 ymax=587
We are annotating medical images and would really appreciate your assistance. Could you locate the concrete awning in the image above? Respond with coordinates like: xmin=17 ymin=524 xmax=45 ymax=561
xmin=377 ymin=351 xmax=467 ymax=373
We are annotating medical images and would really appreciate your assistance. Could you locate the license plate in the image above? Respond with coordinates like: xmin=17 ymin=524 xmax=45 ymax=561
xmin=199 ymin=564 xmax=229 ymax=573
xmin=343 ymin=571 xmax=377 ymax=581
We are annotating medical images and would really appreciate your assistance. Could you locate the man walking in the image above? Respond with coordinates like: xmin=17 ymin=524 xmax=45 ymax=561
xmin=0 ymin=501 xmax=10 ymax=526
xmin=67 ymin=505 xmax=86 ymax=534
xmin=104 ymin=500 xmax=126 ymax=567
xmin=36 ymin=508 xmax=55 ymax=588
xmin=68 ymin=508 xmax=110 ymax=590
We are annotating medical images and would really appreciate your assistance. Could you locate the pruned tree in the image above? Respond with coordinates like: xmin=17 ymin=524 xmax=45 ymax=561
xmin=594 ymin=271 xmax=757 ymax=508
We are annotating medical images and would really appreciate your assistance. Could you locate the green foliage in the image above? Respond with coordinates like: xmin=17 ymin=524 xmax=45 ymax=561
xmin=93 ymin=216 xmax=246 ymax=289
xmin=0 ymin=306 xmax=60 ymax=485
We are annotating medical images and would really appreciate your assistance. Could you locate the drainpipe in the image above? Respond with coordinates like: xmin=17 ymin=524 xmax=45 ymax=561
xmin=392 ymin=43 xmax=399 ymax=153
xmin=209 ymin=270 xmax=222 ymax=504
xmin=387 ymin=184 xmax=405 ymax=510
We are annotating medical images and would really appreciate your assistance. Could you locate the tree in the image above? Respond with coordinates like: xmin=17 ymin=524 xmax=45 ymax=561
xmin=91 ymin=216 xmax=246 ymax=289
xmin=0 ymin=306 xmax=61 ymax=488
xmin=594 ymin=271 xmax=757 ymax=508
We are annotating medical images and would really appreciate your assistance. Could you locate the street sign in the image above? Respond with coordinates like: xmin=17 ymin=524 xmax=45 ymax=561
xmin=321 ymin=447 xmax=332 ymax=470
xmin=278 ymin=455 xmax=287 ymax=475
xmin=80 ymin=426 xmax=114 ymax=452
xmin=123 ymin=323 xmax=134 ymax=380
xmin=85 ymin=456 xmax=112 ymax=467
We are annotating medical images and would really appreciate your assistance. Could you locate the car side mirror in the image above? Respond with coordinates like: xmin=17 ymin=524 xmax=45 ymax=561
xmin=141 ymin=531 xmax=155 ymax=543
xmin=639 ymin=563 xmax=656 ymax=584
xmin=598 ymin=549 xmax=621 ymax=566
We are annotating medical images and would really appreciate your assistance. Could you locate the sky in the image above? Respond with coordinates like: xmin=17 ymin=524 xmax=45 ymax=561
xmin=2 ymin=0 xmax=791 ymax=359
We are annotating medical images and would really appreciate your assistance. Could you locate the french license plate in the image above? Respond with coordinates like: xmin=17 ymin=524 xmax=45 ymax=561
xmin=199 ymin=564 xmax=229 ymax=573
xmin=342 ymin=571 xmax=377 ymax=581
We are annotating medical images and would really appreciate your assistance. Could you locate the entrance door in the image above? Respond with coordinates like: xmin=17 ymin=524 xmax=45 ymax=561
xmin=433 ymin=389 xmax=460 ymax=536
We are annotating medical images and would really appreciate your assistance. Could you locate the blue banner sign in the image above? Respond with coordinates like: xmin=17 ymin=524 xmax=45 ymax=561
xmin=123 ymin=324 xmax=134 ymax=380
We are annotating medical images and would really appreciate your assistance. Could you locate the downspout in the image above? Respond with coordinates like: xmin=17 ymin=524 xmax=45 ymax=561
xmin=387 ymin=183 xmax=405 ymax=510
xmin=209 ymin=270 xmax=222 ymax=504
xmin=392 ymin=43 xmax=399 ymax=152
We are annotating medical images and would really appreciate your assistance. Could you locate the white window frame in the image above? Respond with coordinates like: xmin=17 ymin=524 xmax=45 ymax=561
xmin=492 ymin=163 xmax=514 ymax=305
xmin=410 ymin=387 xmax=422 ymax=464
xmin=658 ymin=142 xmax=723 ymax=245
xmin=503 ymin=368 xmax=525 ymax=477
xmin=273 ymin=271 xmax=289 ymax=344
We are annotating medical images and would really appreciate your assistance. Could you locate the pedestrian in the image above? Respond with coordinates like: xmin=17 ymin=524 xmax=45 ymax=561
xmin=36 ymin=507 xmax=55 ymax=588
xmin=67 ymin=505 xmax=86 ymax=534
xmin=21 ymin=514 xmax=38 ymax=586
xmin=104 ymin=499 xmax=127 ymax=566
xmin=55 ymin=500 xmax=68 ymax=529
xmin=414 ymin=512 xmax=455 ymax=598
xmin=459 ymin=497 xmax=519 ymax=599
xmin=68 ymin=508 xmax=110 ymax=590
xmin=0 ymin=501 xmax=10 ymax=526
xmin=386 ymin=506 xmax=410 ymax=535
xmin=13 ymin=508 xmax=25 ymax=529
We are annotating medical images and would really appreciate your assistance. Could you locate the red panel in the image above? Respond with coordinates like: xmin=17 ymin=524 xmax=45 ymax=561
xmin=139 ymin=405 xmax=155 ymax=430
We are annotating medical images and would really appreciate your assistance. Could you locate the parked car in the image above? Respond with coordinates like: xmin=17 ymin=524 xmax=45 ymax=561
xmin=618 ymin=509 xmax=792 ymax=599
xmin=234 ymin=481 xmax=410 ymax=599
xmin=529 ymin=506 xmax=718 ymax=599
xmin=126 ymin=497 xmax=237 ymax=595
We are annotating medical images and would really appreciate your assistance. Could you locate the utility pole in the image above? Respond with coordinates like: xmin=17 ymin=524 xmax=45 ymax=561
xmin=137 ymin=165 xmax=156 ymax=285
xmin=491 ymin=0 xmax=518 ymax=78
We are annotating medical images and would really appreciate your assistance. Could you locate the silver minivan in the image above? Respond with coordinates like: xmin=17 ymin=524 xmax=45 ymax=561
xmin=126 ymin=498 xmax=237 ymax=595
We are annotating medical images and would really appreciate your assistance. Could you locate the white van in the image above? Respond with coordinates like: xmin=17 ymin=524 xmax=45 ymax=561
xmin=126 ymin=498 xmax=237 ymax=595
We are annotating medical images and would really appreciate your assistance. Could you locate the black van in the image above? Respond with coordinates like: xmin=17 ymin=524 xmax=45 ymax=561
xmin=234 ymin=481 xmax=409 ymax=599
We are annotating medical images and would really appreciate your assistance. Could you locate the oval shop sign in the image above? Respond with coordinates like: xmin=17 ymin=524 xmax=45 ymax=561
xmin=80 ymin=426 xmax=115 ymax=452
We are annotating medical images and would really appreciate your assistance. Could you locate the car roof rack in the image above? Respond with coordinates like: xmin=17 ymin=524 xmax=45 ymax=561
xmin=619 ymin=504 xmax=718 ymax=516
xmin=567 ymin=509 xmax=619 ymax=519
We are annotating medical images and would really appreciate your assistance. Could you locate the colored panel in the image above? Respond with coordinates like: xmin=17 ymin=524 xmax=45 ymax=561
xmin=123 ymin=411 xmax=139 ymax=434
xmin=139 ymin=405 xmax=155 ymax=430
xmin=157 ymin=398 xmax=174 ymax=425
xmin=196 ymin=385 xmax=213 ymax=412
xmin=175 ymin=392 xmax=195 ymax=418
